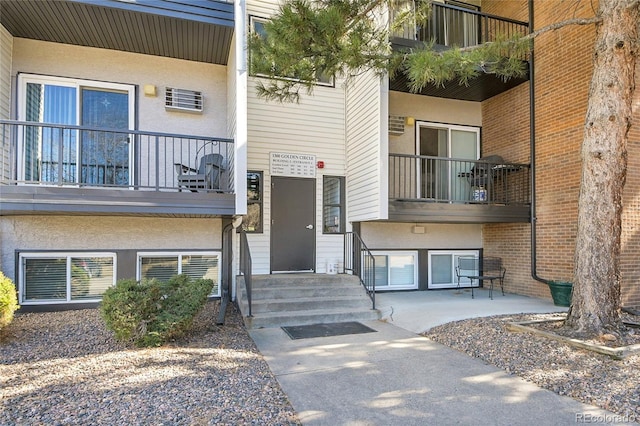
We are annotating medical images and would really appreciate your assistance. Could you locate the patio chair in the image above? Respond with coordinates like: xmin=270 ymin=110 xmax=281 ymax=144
xmin=455 ymin=256 xmax=506 ymax=299
xmin=174 ymin=153 xmax=224 ymax=192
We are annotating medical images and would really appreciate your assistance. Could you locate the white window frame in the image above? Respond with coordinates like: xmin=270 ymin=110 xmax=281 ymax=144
xmin=370 ymin=250 xmax=419 ymax=291
xmin=18 ymin=252 xmax=117 ymax=305
xmin=136 ymin=251 xmax=222 ymax=297
xmin=16 ymin=73 xmax=136 ymax=186
xmin=415 ymin=121 xmax=480 ymax=199
xmin=428 ymin=249 xmax=479 ymax=289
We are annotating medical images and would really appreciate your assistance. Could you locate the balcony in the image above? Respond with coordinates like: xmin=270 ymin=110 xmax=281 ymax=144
xmin=388 ymin=154 xmax=530 ymax=223
xmin=0 ymin=120 xmax=235 ymax=217
xmin=0 ymin=0 xmax=234 ymax=64
xmin=389 ymin=2 xmax=530 ymax=101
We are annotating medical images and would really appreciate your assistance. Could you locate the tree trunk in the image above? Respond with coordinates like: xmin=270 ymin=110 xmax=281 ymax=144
xmin=566 ymin=0 xmax=639 ymax=335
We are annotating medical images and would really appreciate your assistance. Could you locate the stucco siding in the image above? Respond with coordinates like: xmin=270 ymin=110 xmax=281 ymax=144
xmin=388 ymin=91 xmax=482 ymax=155
xmin=361 ymin=222 xmax=482 ymax=249
xmin=1 ymin=216 xmax=222 ymax=282
xmin=11 ymin=38 xmax=228 ymax=138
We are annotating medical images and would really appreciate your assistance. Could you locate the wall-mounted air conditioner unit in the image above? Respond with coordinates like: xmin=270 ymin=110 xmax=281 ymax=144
xmin=165 ymin=88 xmax=203 ymax=113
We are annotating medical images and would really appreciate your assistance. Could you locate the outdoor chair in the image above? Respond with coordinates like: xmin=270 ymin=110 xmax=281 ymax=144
xmin=175 ymin=153 xmax=224 ymax=192
xmin=455 ymin=256 xmax=506 ymax=299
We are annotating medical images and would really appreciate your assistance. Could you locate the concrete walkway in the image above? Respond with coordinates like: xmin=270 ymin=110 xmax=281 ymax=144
xmin=250 ymin=290 xmax=636 ymax=425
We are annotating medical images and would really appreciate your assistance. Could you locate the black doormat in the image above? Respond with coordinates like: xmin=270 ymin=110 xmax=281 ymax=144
xmin=282 ymin=321 xmax=377 ymax=340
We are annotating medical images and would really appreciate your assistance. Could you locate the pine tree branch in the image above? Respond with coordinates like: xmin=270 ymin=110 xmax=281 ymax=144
xmin=526 ymin=16 xmax=603 ymax=40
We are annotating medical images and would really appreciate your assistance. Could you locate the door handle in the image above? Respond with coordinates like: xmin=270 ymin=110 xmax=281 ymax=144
xmin=305 ymin=224 xmax=314 ymax=230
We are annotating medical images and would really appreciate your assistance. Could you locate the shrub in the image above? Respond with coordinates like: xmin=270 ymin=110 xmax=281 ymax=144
xmin=0 ymin=272 xmax=19 ymax=331
xmin=100 ymin=274 xmax=214 ymax=347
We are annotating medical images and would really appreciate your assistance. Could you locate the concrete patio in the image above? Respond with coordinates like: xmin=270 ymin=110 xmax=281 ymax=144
xmin=375 ymin=287 xmax=568 ymax=334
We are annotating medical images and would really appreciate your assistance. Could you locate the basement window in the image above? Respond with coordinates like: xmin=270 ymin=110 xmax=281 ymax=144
xmin=371 ymin=251 xmax=418 ymax=291
xmin=19 ymin=252 xmax=116 ymax=304
xmin=137 ymin=252 xmax=221 ymax=296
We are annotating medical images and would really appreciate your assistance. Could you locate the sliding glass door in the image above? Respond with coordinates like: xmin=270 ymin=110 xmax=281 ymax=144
xmin=416 ymin=122 xmax=480 ymax=201
xmin=18 ymin=74 xmax=134 ymax=186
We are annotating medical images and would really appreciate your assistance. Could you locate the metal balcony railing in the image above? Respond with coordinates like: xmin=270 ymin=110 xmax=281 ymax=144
xmin=0 ymin=120 xmax=234 ymax=193
xmin=391 ymin=1 xmax=529 ymax=50
xmin=389 ymin=154 xmax=530 ymax=205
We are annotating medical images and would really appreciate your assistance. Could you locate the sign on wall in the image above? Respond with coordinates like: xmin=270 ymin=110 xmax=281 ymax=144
xmin=269 ymin=152 xmax=316 ymax=178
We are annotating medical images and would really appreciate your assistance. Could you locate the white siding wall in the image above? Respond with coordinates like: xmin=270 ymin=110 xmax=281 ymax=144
xmin=1 ymin=216 xmax=222 ymax=282
xmin=11 ymin=39 xmax=228 ymax=138
xmin=0 ymin=25 xmax=12 ymax=276
xmin=1 ymin=25 xmax=12 ymax=184
xmin=246 ymin=79 xmax=347 ymax=273
xmin=0 ymin=25 xmax=11 ymax=120
xmin=345 ymin=71 xmax=388 ymax=221
xmin=246 ymin=0 xmax=347 ymax=274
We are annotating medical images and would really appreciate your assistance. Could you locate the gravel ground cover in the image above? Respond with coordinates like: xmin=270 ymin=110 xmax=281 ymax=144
xmin=425 ymin=313 xmax=640 ymax=420
xmin=4 ymin=302 xmax=640 ymax=425
xmin=0 ymin=302 xmax=300 ymax=426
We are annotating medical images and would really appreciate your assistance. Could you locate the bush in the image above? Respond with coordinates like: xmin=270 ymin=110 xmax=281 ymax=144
xmin=100 ymin=274 xmax=214 ymax=347
xmin=0 ymin=272 xmax=19 ymax=331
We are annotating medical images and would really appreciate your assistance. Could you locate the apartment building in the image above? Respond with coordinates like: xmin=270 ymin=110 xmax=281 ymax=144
xmin=1 ymin=0 xmax=638 ymax=310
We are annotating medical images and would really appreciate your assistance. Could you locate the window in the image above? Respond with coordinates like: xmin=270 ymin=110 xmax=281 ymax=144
xmin=137 ymin=252 xmax=221 ymax=297
xmin=250 ymin=16 xmax=333 ymax=86
xmin=371 ymin=251 xmax=418 ymax=290
xmin=323 ymin=176 xmax=345 ymax=234
xmin=19 ymin=252 xmax=116 ymax=304
xmin=17 ymin=74 xmax=135 ymax=185
xmin=428 ymin=250 xmax=479 ymax=289
xmin=244 ymin=171 xmax=263 ymax=233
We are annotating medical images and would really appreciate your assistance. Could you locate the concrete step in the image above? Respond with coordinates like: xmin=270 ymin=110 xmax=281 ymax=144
xmin=248 ymin=285 xmax=366 ymax=300
xmin=250 ymin=273 xmax=362 ymax=288
xmin=243 ymin=306 xmax=381 ymax=329
xmin=249 ymin=295 xmax=373 ymax=314
xmin=236 ymin=273 xmax=380 ymax=329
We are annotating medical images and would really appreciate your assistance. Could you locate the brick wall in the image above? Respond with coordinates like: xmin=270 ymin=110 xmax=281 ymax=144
xmin=481 ymin=0 xmax=640 ymax=308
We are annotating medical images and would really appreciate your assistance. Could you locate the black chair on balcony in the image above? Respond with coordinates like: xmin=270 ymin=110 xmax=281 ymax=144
xmin=174 ymin=153 xmax=224 ymax=192
xmin=466 ymin=155 xmax=503 ymax=202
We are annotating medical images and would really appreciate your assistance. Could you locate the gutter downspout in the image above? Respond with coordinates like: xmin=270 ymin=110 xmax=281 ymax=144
xmin=529 ymin=0 xmax=550 ymax=285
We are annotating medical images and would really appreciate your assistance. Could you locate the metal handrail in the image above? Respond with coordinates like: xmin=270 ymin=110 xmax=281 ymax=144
xmin=389 ymin=154 xmax=531 ymax=205
xmin=238 ymin=228 xmax=253 ymax=317
xmin=0 ymin=119 xmax=234 ymax=193
xmin=391 ymin=1 xmax=529 ymax=51
xmin=344 ymin=231 xmax=376 ymax=310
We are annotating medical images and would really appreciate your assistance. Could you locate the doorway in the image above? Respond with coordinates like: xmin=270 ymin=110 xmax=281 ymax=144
xmin=271 ymin=177 xmax=316 ymax=272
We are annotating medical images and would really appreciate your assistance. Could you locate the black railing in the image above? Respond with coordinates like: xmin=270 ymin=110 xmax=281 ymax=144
xmin=344 ymin=232 xmax=376 ymax=310
xmin=0 ymin=120 xmax=234 ymax=193
xmin=392 ymin=2 xmax=528 ymax=50
xmin=238 ymin=228 xmax=253 ymax=317
xmin=389 ymin=154 xmax=530 ymax=205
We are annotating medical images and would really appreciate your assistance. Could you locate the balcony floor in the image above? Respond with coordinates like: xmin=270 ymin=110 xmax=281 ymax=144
xmin=0 ymin=186 xmax=235 ymax=217
xmin=388 ymin=199 xmax=530 ymax=223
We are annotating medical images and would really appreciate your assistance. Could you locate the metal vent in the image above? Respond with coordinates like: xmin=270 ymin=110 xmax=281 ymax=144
xmin=165 ymin=88 xmax=203 ymax=112
xmin=389 ymin=115 xmax=405 ymax=135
